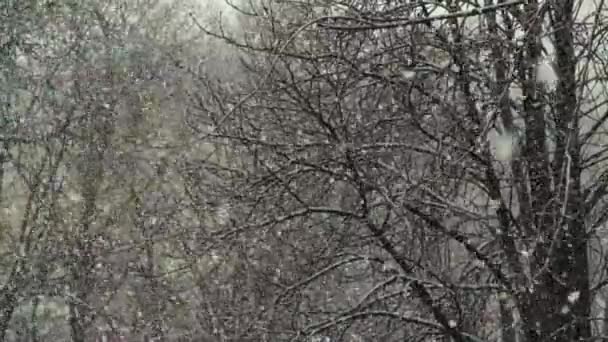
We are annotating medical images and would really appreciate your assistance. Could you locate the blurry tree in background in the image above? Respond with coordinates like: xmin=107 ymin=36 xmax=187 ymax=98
xmin=0 ymin=0 xmax=205 ymax=340
xmin=2 ymin=0 xmax=608 ymax=342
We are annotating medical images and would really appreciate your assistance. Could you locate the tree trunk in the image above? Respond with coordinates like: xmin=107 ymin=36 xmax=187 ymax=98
xmin=499 ymin=296 xmax=516 ymax=342
xmin=69 ymin=300 xmax=87 ymax=342
xmin=517 ymin=0 xmax=591 ymax=340
xmin=0 ymin=289 xmax=17 ymax=342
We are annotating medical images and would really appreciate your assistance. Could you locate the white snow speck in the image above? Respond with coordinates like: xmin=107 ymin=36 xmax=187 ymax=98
xmin=568 ymin=291 xmax=580 ymax=303
xmin=473 ymin=259 xmax=485 ymax=267
xmin=67 ymin=191 xmax=83 ymax=202
xmin=489 ymin=198 xmax=500 ymax=209
xmin=536 ymin=60 xmax=557 ymax=84
xmin=448 ymin=320 xmax=457 ymax=328
xmin=2 ymin=204 xmax=16 ymax=215
xmin=216 ymin=203 xmax=230 ymax=225
xmin=401 ymin=70 xmax=416 ymax=79
xmin=495 ymin=132 xmax=516 ymax=161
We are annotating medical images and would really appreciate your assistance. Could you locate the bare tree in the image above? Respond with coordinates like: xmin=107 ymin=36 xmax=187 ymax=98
xmin=188 ymin=0 xmax=608 ymax=341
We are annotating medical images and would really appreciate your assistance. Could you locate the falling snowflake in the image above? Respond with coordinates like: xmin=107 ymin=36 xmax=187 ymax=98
xmin=67 ymin=191 xmax=83 ymax=202
xmin=401 ymin=70 xmax=416 ymax=79
xmin=495 ymin=132 xmax=516 ymax=161
xmin=568 ymin=291 xmax=580 ymax=303
xmin=536 ymin=60 xmax=557 ymax=84
xmin=2 ymin=204 xmax=17 ymax=216
xmin=216 ymin=203 xmax=230 ymax=225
